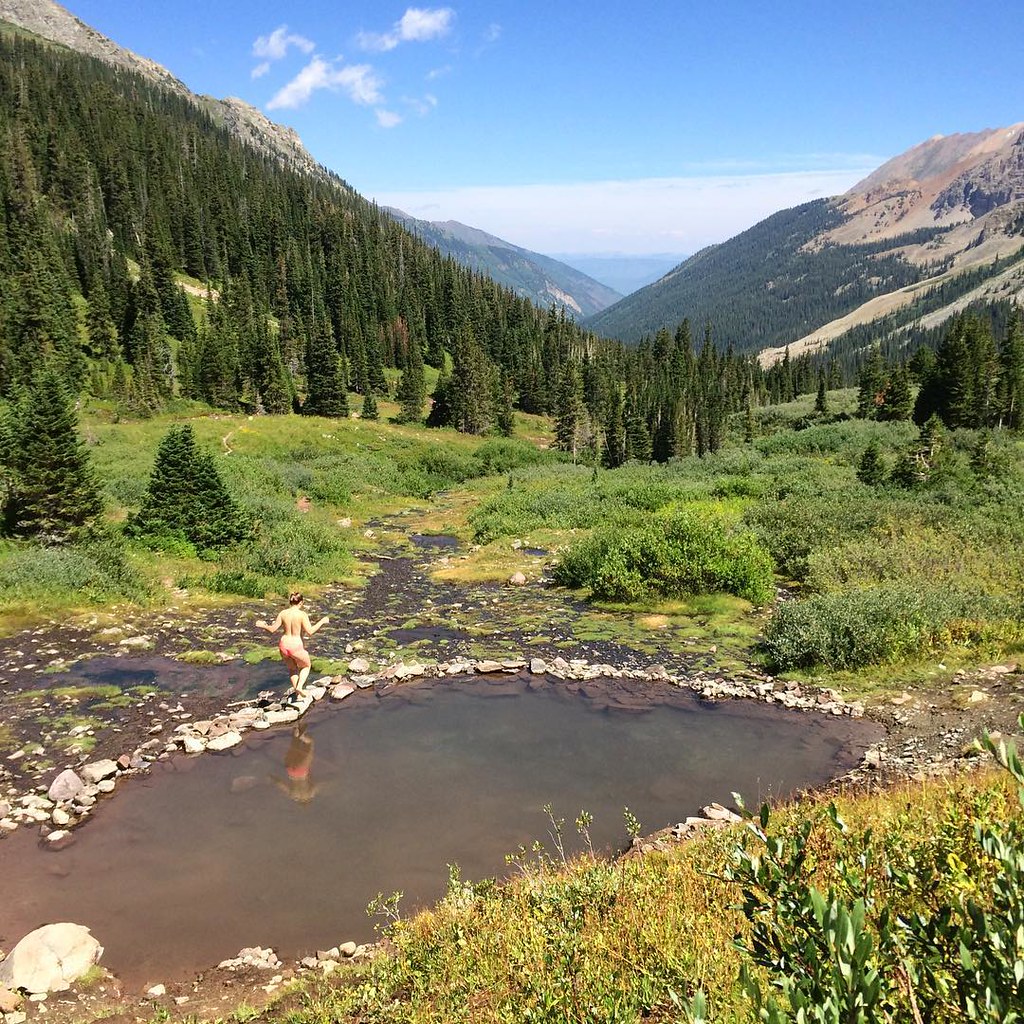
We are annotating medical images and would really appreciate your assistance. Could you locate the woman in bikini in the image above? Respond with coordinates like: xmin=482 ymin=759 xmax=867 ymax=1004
xmin=255 ymin=592 xmax=329 ymax=696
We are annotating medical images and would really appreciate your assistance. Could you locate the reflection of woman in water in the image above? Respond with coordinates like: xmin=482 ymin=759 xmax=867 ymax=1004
xmin=255 ymin=592 xmax=328 ymax=696
xmin=271 ymin=724 xmax=319 ymax=804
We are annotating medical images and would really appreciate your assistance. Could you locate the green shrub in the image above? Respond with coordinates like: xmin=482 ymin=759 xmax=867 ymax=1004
xmin=221 ymin=513 xmax=352 ymax=588
xmin=0 ymin=536 xmax=151 ymax=606
xmin=763 ymin=586 xmax=1022 ymax=671
xmin=729 ymin=724 xmax=1024 ymax=1022
xmin=471 ymin=438 xmax=547 ymax=476
xmin=554 ymin=507 xmax=774 ymax=605
xmin=204 ymin=570 xmax=270 ymax=598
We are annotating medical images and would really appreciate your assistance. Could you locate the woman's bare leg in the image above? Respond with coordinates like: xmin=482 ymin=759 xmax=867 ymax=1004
xmin=294 ymin=649 xmax=312 ymax=693
xmin=281 ymin=653 xmax=301 ymax=693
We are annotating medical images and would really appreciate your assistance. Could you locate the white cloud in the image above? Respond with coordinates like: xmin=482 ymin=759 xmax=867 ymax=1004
xmin=368 ymin=168 xmax=879 ymax=256
xmin=357 ymin=7 xmax=455 ymax=52
xmin=403 ymin=93 xmax=438 ymax=116
xmin=482 ymin=23 xmax=502 ymax=44
xmin=251 ymin=61 xmax=271 ymax=79
xmin=253 ymin=25 xmax=315 ymax=61
xmin=376 ymin=109 xmax=403 ymax=128
xmin=267 ymin=56 xmax=384 ymax=110
xmin=397 ymin=7 xmax=454 ymax=42
xmin=426 ymin=64 xmax=452 ymax=80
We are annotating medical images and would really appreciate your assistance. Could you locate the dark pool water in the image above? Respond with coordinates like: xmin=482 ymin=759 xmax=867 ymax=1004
xmin=387 ymin=624 xmax=472 ymax=645
xmin=0 ymin=675 xmax=879 ymax=986
xmin=410 ymin=533 xmax=460 ymax=549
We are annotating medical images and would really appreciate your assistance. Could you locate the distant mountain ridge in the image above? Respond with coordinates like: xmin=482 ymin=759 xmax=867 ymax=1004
xmin=588 ymin=124 xmax=1024 ymax=360
xmin=0 ymin=0 xmax=616 ymax=319
xmin=388 ymin=212 xmax=622 ymax=318
xmin=549 ymin=254 xmax=686 ymax=296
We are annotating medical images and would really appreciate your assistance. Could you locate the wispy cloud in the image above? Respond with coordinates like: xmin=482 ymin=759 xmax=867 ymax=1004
xmin=403 ymin=93 xmax=438 ymax=116
xmin=482 ymin=23 xmax=502 ymax=44
xmin=426 ymin=64 xmax=452 ymax=81
xmin=357 ymin=7 xmax=455 ymax=52
xmin=251 ymin=25 xmax=316 ymax=79
xmin=253 ymin=25 xmax=315 ymax=61
xmin=267 ymin=56 xmax=384 ymax=110
xmin=369 ymin=168 xmax=879 ymax=255
xmin=376 ymin=109 xmax=403 ymax=128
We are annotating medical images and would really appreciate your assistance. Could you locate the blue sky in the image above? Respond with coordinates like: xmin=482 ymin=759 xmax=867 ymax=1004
xmin=62 ymin=0 xmax=1024 ymax=257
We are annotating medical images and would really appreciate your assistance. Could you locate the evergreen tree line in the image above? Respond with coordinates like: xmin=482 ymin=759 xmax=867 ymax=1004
xmin=0 ymin=33 xmax=610 ymax=422
xmin=547 ymin=321 xmax=779 ymax=466
xmin=850 ymin=309 xmax=1024 ymax=430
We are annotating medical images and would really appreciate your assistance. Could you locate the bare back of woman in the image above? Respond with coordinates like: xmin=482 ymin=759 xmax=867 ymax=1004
xmin=255 ymin=593 xmax=329 ymax=696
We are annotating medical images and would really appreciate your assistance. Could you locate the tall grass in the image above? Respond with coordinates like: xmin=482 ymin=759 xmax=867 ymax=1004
xmin=276 ymin=771 xmax=1021 ymax=1024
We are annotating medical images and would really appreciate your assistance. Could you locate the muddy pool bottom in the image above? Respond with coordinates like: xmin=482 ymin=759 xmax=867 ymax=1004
xmin=1 ymin=674 xmax=881 ymax=987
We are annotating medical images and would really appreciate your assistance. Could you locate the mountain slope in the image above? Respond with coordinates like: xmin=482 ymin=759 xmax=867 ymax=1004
xmin=388 ymin=212 xmax=622 ymax=318
xmin=588 ymin=124 xmax=1024 ymax=356
xmin=0 ymin=0 xmax=329 ymax=181
xmin=1 ymin=0 xmax=616 ymax=320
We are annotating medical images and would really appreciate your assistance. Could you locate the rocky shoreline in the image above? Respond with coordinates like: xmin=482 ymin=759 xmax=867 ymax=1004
xmin=0 ymin=652 xmax=871 ymax=841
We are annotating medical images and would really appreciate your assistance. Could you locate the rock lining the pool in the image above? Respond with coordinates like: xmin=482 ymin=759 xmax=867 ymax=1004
xmin=5 ymin=656 xmax=867 ymax=842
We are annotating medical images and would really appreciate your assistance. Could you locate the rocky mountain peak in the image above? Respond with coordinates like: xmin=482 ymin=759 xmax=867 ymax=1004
xmin=0 ymin=0 xmax=326 ymax=180
xmin=0 ymin=0 xmax=187 ymax=95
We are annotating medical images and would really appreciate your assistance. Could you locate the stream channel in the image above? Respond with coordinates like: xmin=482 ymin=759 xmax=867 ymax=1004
xmin=0 ymin=535 xmax=881 ymax=987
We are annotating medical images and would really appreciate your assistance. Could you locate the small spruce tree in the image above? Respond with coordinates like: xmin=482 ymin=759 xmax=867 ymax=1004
xmin=856 ymin=440 xmax=887 ymax=486
xmin=130 ymin=424 xmax=244 ymax=550
xmin=2 ymin=370 xmax=103 ymax=542
xmin=814 ymin=370 xmax=828 ymax=415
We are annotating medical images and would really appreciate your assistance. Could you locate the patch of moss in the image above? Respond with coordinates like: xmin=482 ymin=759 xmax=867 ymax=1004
xmin=179 ymin=650 xmax=222 ymax=665
xmin=51 ymin=685 xmax=123 ymax=700
xmin=310 ymin=657 xmax=348 ymax=675
xmin=243 ymin=646 xmax=278 ymax=665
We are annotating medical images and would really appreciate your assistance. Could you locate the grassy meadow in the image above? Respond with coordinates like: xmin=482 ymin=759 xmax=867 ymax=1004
xmin=1 ymin=386 xmax=1022 ymax=686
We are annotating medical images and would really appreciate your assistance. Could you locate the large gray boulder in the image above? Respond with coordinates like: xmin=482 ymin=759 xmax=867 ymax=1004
xmin=47 ymin=769 xmax=85 ymax=803
xmin=0 ymin=923 xmax=103 ymax=993
xmin=80 ymin=759 xmax=118 ymax=785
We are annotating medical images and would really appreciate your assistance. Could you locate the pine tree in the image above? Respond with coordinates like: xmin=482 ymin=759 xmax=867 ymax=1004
xmin=395 ymin=335 xmax=426 ymax=423
xmin=856 ymin=350 xmax=885 ymax=419
xmin=623 ymin=387 xmax=651 ymax=463
xmin=814 ymin=369 xmax=828 ymax=415
xmin=303 ymin=327 xmax=348 ymax=418
xmin=554 ymin=362 xmax=586 ymax=461
xmin=603 ymin=388 xmax=626 ymax=468
xmin=969 ymin=431 xmax=996 ymax=479
xmin=84 ymin=274 xmax=121 ymax=362
xmin=130 ymin=424 xmax=244 ymax=550
xmin=361 ymin=392 xmax=379 ymax=420
xmin=2 ymin=370 xmax=103 ymax=542
xmin=856 ymin=441 xmax=887 ymax=486
xmin=494 ymin=370 xmax=516 ymax=437
xmin=998 ymin=308 xmax=1024 ymax=430
xmin=878 ymin=365 xmax=913 ymax=421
